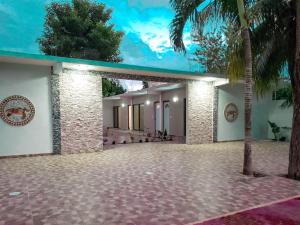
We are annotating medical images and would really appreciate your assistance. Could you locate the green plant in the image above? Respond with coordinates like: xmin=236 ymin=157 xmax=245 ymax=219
xmin=157 ymin=130 xmax=168 ymax=141
xmin=267 ymin=120 xmax=289 ymax=142
xmin=273 ymin=85 xmax=293 ymax=109
xmin=102 ymin=78 xmax=126 ymax=97
xmin=268 ymin=121 xmax=281 ymax=141
xmin=129 ymin=133 xmax=134 ymax=142
xmin=191 ymin=31 xmax=227 ymax=73
xmin=163 ymin=129 xmax=168 ymax=140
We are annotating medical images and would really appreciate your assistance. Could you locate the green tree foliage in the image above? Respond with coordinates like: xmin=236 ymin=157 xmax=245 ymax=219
xmin=102 ymin=78 xmax=126 ymax=97
xmin=38 ymin=0 xmax=126 ymax=97
xmin=249 ymin=0 xmax=295 ymax=95
xmin=273 ymin=85 xmax=293 ymax=109
xmin=191 ymin=31 xmax=227 ymax=73
xmin=38 ymin=0 xmax=124 ymax=62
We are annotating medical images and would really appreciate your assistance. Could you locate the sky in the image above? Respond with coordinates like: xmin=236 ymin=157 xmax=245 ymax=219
xmin=0 ymin=0 xmax=205 ymax=90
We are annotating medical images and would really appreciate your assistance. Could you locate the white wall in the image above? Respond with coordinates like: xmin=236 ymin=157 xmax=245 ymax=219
xmin=252 ymin=92 xmax=273 ymax=140
xmin=0 ymin=63 xmax=53 ymax=156
xmin=268 ymin=101 xmax=293 ymax=141
xmin=103 ymin=100 xmax=114 ymax=128
xmin=217 ymin=83 xmax=293 ymax=142
xmin=217 ymin=84 xmax=245 ymax=141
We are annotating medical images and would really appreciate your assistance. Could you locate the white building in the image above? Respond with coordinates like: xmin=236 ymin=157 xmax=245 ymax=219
xmin=0 ymin=50 xmax=293 ymax=157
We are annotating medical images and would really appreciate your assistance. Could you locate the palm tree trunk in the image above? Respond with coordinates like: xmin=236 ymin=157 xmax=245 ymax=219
xmin=288 ymin=0 xmax=300 ymax=179
xmin=237 ymin=0 xmax=253 ymax=175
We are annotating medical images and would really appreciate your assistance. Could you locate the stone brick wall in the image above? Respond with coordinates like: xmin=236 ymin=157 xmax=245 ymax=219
xmin=50 ymin=74 xmax=61 ymax=154
xmin=213 ymin=87 xmax=219 ymax=142
xmin=52 ymin=69 xmax=103 ymax=154
xmin=186 ymin=81 xmax=215 ymax=144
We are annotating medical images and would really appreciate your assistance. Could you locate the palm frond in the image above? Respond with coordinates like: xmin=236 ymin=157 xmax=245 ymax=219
xmin=248 ymin=0 xmax=295 ymax=96
xmin=277 ymin=85 xmax=294 ymax=108
xmin=169 ymin=0 xmax=210 ymax=53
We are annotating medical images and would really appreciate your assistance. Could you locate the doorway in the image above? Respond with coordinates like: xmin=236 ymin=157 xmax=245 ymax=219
xmin=113 ymin=106 xmax=120 ymax=128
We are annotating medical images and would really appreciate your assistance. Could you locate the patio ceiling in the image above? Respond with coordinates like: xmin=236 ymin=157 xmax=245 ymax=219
xmin=104 ymin=83 xmax=184 ymax=100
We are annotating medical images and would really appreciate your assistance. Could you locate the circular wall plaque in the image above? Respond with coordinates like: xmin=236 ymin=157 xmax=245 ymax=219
xmin=224 ymin=103 xmax=238 ymax=122
xmin=0 ymin=95 xmax=35 ymax=126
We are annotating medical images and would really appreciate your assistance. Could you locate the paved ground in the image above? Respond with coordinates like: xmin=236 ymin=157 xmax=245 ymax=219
xmin=1 ymin=141 xmax=300 ymax=225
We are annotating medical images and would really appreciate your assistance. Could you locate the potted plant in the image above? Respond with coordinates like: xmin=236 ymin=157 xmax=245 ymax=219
xmin=268 ymin=121 xmax=287 ymax=142
xmin=268 ymin=121 xmax=280 ymax=141
xmin=129 ymin=133 xmax=134 ymax=143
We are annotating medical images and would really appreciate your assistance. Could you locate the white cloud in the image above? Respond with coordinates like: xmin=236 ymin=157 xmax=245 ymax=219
xmin=128 ymin=0 xmax=170 ymax=9
xmin=120 ymin=80 xmax=143 ymax=92
xmin=127 ymin=18 xmax=192 ymax=56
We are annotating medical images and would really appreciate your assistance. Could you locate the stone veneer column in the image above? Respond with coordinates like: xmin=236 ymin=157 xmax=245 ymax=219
xmin=50 ymin=74 xmax=62 ymax=154
xmin=212 ymin=87 xmax=219 ymax=142
xmin=186 ymin=81 xmax=216 ymax=144
xmin=51 ymin=69 xmax=103 ymax=154
xmin=159 ymin=93 xmax=163 ymax=131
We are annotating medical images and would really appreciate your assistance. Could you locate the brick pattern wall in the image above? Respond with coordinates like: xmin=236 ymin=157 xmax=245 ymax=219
xmin=50 ymin=74 xmax=61 ymax=154
xmin=186 ymin=81 xmax=214 ymax=144
xmin=213 ymin=87 xmax=219 ymax=142
xmin=58 ymin=70 xmax=103 ymax=154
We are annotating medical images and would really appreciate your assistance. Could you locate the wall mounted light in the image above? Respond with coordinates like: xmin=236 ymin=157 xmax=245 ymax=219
xmin=121 ymin=103 xmax=126 ymax=108
xmin=146 ymin=100 xmax=151 ymax=105
xmin=201 ymin=77 xmax=217 ymax=82
xmin=173 ymin=96 xmax=179 ymax=103
xmin=68 ymin=63 xmax=96 ymax=71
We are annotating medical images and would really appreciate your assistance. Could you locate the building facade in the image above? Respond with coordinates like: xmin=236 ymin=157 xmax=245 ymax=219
xmin=0 ymin=51 xmax=293 ymax=157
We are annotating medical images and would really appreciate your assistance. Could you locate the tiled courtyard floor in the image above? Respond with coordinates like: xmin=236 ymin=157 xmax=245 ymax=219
xmin=1 ymin=141 xmax=300 ymax=225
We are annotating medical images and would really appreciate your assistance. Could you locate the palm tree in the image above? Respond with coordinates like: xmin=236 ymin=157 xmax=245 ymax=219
xmin=170 ymin=0 xmax=254 ymax=175
xmin=290 ymin=0 xmax=300 ymax=179
xmin=250 ymin=0 xmax=300 ymax=179
xmin=236 ymin=0 xmax=253 ymax=175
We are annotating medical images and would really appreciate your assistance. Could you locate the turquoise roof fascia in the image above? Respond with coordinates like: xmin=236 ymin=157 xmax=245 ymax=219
xmin=0 ymin=50 xmax=203 ymax=77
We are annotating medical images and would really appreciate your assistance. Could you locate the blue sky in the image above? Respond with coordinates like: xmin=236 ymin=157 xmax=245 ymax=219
xmin=0 ymin=0 xmax=202 ymax=73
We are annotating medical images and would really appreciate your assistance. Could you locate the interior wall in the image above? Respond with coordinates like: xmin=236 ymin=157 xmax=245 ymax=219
xmin=0 ymin=63 xmax=53 ymax=156
xmin=119 ymin=99 xmax=130 ymax=130
xmin=103 ymin=100 xmax=114 ymax=129
xmin=104 ymin=87 xmax=186 ymax=137
xmin=162 ymin=88 xmax=186 ymax=137
xmin=132 ymin=95 xmax=158 ymax=134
